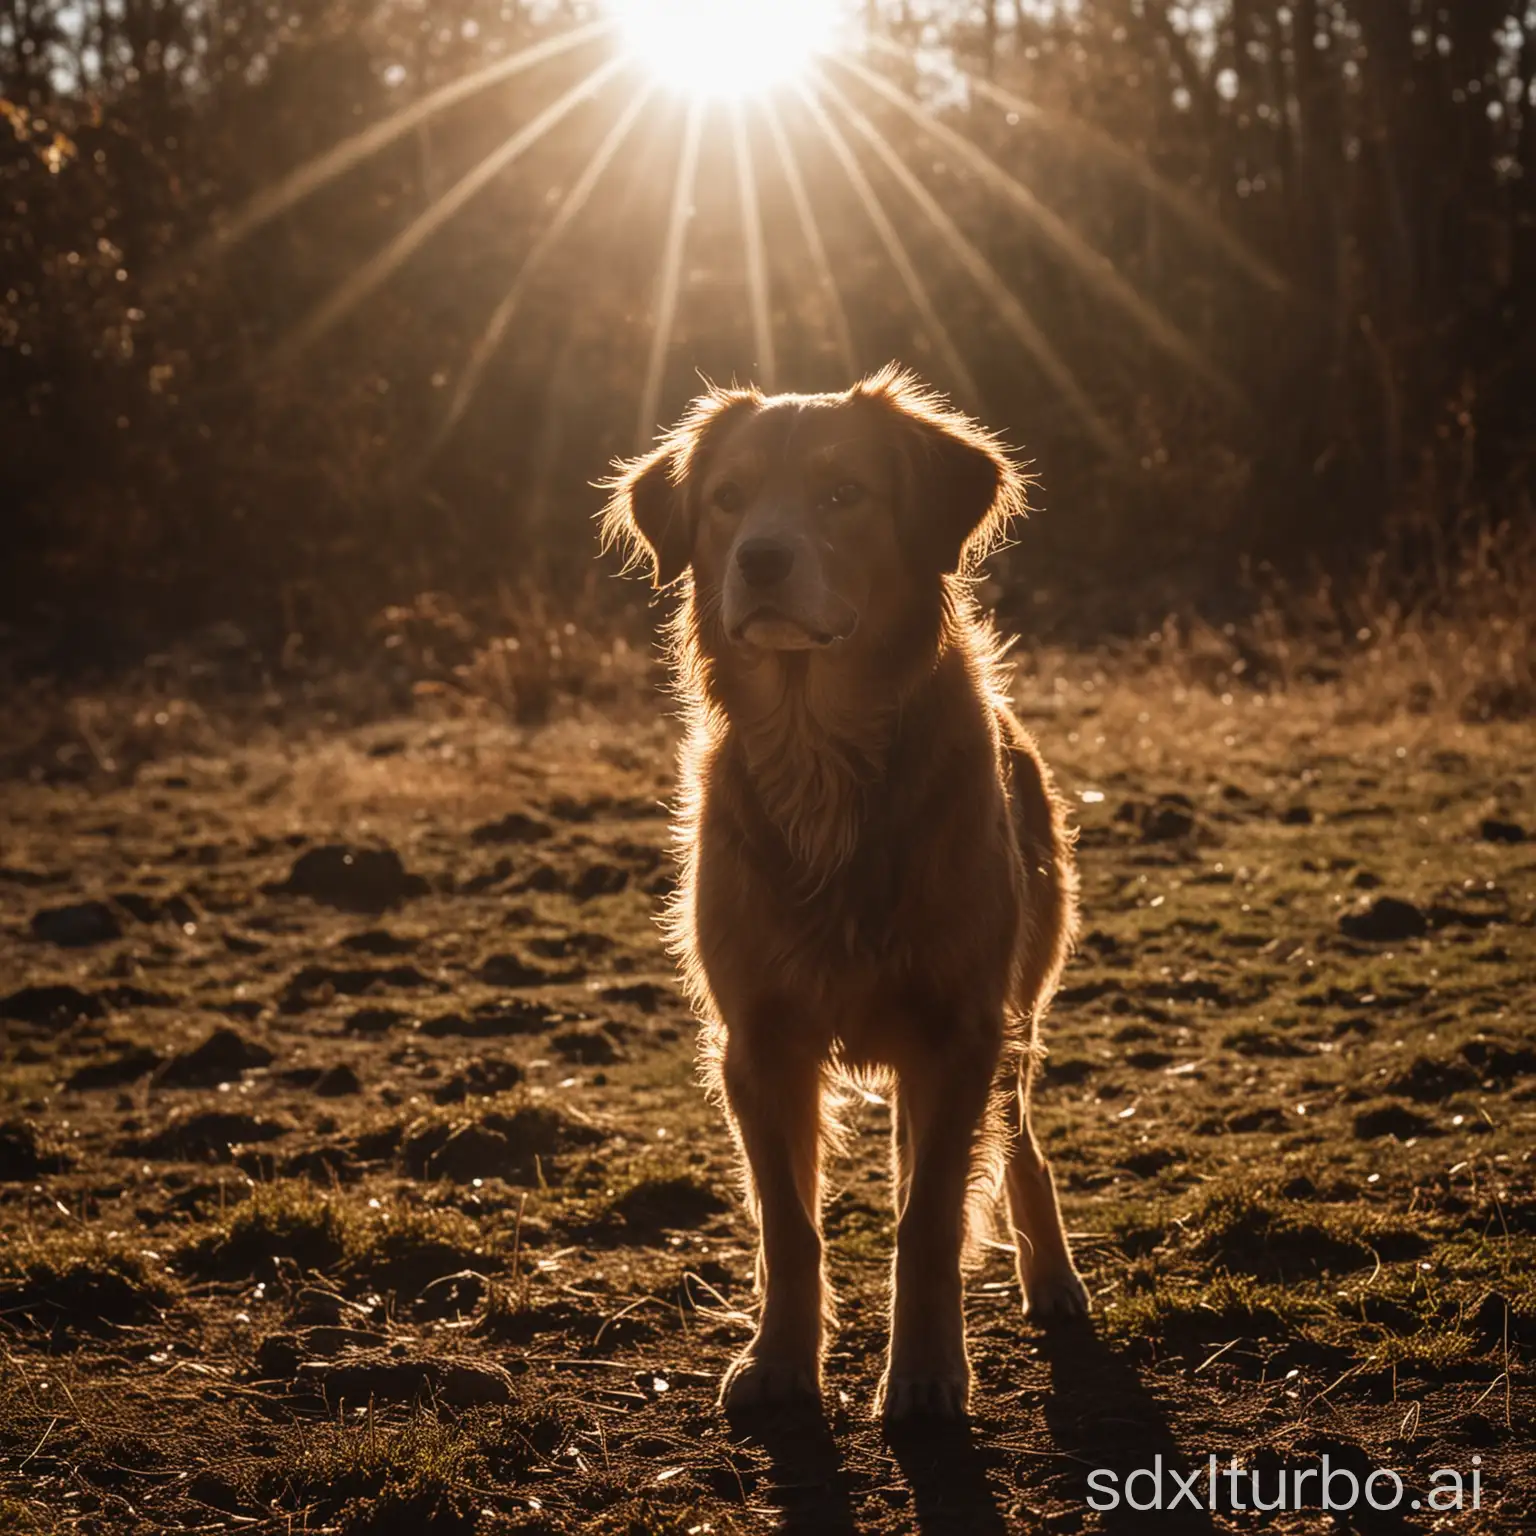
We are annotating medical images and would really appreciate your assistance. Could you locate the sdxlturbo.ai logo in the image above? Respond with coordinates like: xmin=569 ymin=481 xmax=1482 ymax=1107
xmin=1087 ymin=1455 xmax=1485 ymax=1513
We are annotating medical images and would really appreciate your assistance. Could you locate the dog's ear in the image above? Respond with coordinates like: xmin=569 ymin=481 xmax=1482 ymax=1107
xmin=601 ymin=442 xmax=690 ymax=588
xmin=856 ymin=366 xmax=1027 ymax=574
xmin=600 ymin=389 xmax=760 ymax=588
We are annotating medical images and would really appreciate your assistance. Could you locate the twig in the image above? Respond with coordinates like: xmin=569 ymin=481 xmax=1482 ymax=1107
xmin=17 ymin=1415 xmax=58 ymax=1472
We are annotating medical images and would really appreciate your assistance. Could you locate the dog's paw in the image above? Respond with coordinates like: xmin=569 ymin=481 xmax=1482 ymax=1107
xmin=719 ymin=1351 xmax=819 ymax=1411
xmin=877 ymin=1369 xmax=971 ymax=1420
xmin=1023 ymin=1264 xmax=1091 ymax=1321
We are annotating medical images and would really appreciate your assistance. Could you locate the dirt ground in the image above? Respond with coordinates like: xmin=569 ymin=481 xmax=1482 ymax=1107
xmin=1 ymin=666 xmax=1532 ymax=1534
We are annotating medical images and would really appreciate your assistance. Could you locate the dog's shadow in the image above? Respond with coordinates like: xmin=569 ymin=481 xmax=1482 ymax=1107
xmin=1039 ymin=1316 xmax=1215 ymax=1535
xmin=727 ymin=1398 xmax=1009 ymax=1535
xmin=726 ymin=1401 xmax=860 ymax=1534
xmin=884 ymin=1415 xmax=1009 ymax=1535
xmin=728 ymin=1320 xmax=1210 ymax=1533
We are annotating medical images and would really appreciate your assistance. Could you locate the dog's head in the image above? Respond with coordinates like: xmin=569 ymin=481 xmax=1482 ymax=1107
xmin=602 ymin=367 xmax=1025 ymax=661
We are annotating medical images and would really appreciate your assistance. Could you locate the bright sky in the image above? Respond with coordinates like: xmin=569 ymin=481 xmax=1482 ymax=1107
xmin=610 ymin=0 xmax=839 ymax=98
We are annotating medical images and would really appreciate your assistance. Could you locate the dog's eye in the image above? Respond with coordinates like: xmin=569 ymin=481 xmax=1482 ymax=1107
xmin=827 ymin=481 xmax=865 ymax=509
xmin=713 ymin=482 xmax=746 ymax=514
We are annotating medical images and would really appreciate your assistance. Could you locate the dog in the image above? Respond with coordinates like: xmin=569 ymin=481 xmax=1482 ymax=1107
xmin=602 ymin=366 xmax=1088 ymax=1418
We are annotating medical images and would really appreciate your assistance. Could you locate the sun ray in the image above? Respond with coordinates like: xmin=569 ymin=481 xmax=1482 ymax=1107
xmin=793 ymin=85 xmax=980 ymax=410
xmin=271 ymin=57 xmax=627 ymax=370
xmin=759 ymin=96 xmax=857 ymax=381
xmin=636 ymin=97 xmax=707 ymax=449
xmin=813 ymin=70 xmax=1117 ymax=456
xmin=865 ymin=36 xmax=1287 ymax=298
xmin=833 ymin=55 xmax=1237 ymax=402
xmin=730 ymin=102 xmax=777 ymax=391
xmin=430 ymin=80 xmax=657 ymax=458
xmin=180 ymin=21 xmax=612 ymax=278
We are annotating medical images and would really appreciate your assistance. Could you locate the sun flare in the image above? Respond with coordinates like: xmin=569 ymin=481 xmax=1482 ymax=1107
xmin=610 ymin=0 xmax=837 ymax=99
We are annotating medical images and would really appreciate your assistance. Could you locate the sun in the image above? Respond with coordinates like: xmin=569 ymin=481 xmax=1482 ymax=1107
xmin=610 ymin=0 xmax=837 ymax=99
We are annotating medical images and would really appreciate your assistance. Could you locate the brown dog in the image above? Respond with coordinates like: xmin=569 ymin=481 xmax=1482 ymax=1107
xmin=603 ymin=367 xmax=1087 ymax=1418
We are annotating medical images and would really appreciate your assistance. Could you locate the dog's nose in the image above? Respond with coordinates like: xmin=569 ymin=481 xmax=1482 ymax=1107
xmin=736 ymin=538 xmax=794 ymax=589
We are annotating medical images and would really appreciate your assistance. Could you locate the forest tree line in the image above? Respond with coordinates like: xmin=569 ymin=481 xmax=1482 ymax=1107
xmin=4 ymin=0 xmax=1533 ymax=660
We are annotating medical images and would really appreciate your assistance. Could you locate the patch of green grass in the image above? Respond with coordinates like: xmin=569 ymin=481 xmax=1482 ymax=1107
xmin=178 ymin=1184 xmax=508 ymax=1311
xmin=1103 ymin=1270 xmax=1320 ymax=1351
xmin=0 ymin=1232 xmax=176 ymax=1333
xmin=602 ymin=1155 xmax=730 ymax=1236
xmin=1369 ymin=1327 xmax=1480 ymax=1371
xmin=401 ymin=1096 xmax=607 ymax=1185
xmin=0 ymin=1495 xmax=59 ymax=1534
xmin=179 ymin=1179 xmax=351 ymax=1277
xmin=258 ymin=1413 xmax=484 ymax=1535
xmin=1184 ymin=1185 xmax=1427 ymax=1280
xmin=349 ymin=1203 xmax=493 ymax=1297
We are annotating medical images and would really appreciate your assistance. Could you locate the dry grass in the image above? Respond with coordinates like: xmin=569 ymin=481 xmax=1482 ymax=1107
xmin=0 ymin=548 xmax=1532 ymax=1532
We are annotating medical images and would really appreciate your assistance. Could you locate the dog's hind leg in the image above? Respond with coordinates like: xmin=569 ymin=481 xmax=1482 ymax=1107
xmin=1002 ymin=727 xmax=1089 ymax=1319
xmin=1002 ymin=1069 xmax=1089 ymax=1319
xmin=718 ymin=1026 xmax=827 ymax=1410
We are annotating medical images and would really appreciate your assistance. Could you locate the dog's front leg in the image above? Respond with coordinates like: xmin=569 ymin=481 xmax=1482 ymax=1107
xmin=880 ymin=1038 xmax=995 ymax=1419
xmin=718 ymin=1029 xmax=826 ymax=1410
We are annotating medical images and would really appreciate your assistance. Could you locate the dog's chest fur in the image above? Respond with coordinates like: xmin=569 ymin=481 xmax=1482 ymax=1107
xmin=686 ymin=668 xmax=1025 ymax=1037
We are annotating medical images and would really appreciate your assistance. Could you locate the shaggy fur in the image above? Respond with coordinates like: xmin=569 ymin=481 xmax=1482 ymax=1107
xmin=602 ymin=367 xmax=1088 ymax=1418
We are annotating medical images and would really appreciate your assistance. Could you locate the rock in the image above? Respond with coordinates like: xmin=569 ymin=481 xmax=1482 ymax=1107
xmin=0 ymin=984 xmax=104 ymax=1026
xmin=1479 ymin=818 xmax=1527 ymax=844
xmin=267 ymin=845 xmax=429 ymax=914
xmin=157 ymin=1027 xmax=275 ymax=1087
xmin=1339 ymin=896 xmax=1428 ymax=942
xmin=1279 ymin=804 xmax=1315 ymax=825
xmin=31 ymin=901 xmax=122 ymax=947
xmin=470 ymin=812 xmax=552 ymax=845
xmin=67 ymin=1045 xmax=162 ymax=1090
